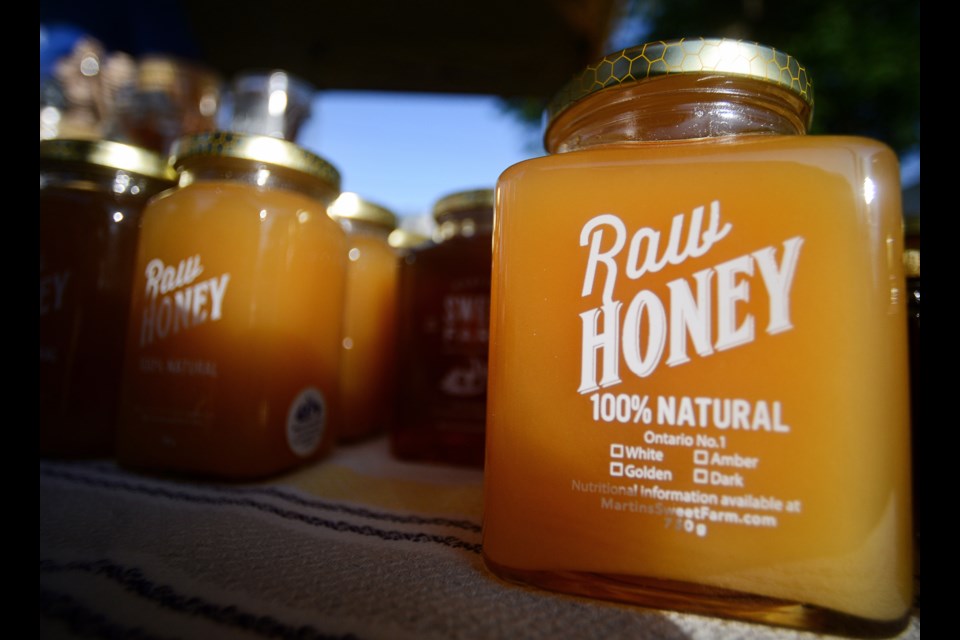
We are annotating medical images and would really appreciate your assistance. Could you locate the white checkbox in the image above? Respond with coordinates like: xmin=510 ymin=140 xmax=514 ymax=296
xmin=610 ymin=443 xmax=624 ymax=458
xmin=610 ymin=462 xmax=624 ymax=477
xmin=694 ymin=450 xmax=708 ymax=465
xmin=694 ymin=469 xmax=708 ymax=484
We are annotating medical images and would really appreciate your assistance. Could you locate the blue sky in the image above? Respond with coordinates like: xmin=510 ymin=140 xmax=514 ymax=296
xmin=297 ymin=92 xmax=541 ymax=220
xmin=298 ymin=90 xmax=919 ymax=227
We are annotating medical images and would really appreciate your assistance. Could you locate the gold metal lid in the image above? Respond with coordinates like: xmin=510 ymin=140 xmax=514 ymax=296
xmin=388 ymin=228 xmax=429 ymax=250
xmin=547 ymin=38 xmax=814 ymax=126
xmin=171 ymin=131 xmax=341 ymax=189
xmin=40 ymin=138 xmax=176 ymax=181
xmin=432 ymin=188 xmax=494 ymax=221
xmin=328 ymin=192 xmax=397 ymax=230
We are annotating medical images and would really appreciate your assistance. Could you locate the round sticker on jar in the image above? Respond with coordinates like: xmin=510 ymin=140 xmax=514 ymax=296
xmin=286 ymin=387 xmax=326 ymax=457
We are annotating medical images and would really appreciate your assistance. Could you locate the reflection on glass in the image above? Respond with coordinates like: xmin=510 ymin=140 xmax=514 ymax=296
xmin=863 ymin=177 xmax=876 ymax=205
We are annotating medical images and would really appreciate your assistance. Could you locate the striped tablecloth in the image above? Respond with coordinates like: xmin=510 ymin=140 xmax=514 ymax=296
xmin=40 ymin=437 xmax=920 ymax=639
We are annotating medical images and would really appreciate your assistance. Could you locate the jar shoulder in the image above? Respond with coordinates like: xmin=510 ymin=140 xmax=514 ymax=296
xmin=498 ymin=135 xmax=898 ymax=184
xmin=144 ymin=180 xmax=339 ymax=221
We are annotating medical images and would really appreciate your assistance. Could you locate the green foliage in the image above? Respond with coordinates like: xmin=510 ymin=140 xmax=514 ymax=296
xmin=643 ymin=0 xmax=919 ymax=152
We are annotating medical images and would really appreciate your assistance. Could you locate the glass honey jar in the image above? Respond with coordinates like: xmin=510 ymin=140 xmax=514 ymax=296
xmin=392 ymin=189 xmax=494 ymax=466
xmin=328 ymin=193 xmax=399 ymax=441
xmin=483 ymin=39 xmax=912 ymax=634
xmin=40 ymin=139 xmax=176 ymax=457
xmin=117 ymin=132 xmax=345 ymax=478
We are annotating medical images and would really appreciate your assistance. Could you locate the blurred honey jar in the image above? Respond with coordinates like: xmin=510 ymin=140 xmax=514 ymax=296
xmin=41 ymin=139 xmax=176 ymax=457
xmin=108 ymin=56 xmax=222 ymax=154
xmin=117 ymin=132 xmax=346 ymax=478
xmin=328 ymin=193 xmax=400 ymax=441
xmin=392 ymin=189 xmax=494 ymax=466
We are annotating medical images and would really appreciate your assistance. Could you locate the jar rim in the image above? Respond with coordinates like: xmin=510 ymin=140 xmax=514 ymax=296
xmin=432 ymin=188 xmax=494 ymax=220
xmin=546 ymin=38 xmax=814 ymax=127
xmin=329 ymin=192 xmax=397 ymax=230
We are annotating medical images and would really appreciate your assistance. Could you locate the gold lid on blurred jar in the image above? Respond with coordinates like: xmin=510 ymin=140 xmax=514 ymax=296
xmin=170 ymin=131 xmax=341 ymax=189
xmin=329 ymin=192 xmax=398 ymax=230
xmin=432 ymin=188 xmax=494 ymax=221
xmin=388 ymin=228 xmax=429 ymax=250
xmin=432 ymin=188 xmax=494 ymax=241
xmin=40 ymin=138 xmax=176 ymax=181
xmin=547 ymin=38 xmax=814 ymax=129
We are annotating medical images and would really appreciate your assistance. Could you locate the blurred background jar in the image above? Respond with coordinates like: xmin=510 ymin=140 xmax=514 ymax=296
xmin=106 ymin=55 xmax=221 ymax=154
xmin=40 ymin=35 xmax=222 ymax=156
xmin=40 ymin=35 xmax=110 ymax=141
xmin=392 ymin=188 xmax=493 ymax=466
xmin=40 ymin=139 xmax=176 ymax=457
xmin=117 ymin=131 xmax=345 ymax=478
xmin=329 ymin=193 xmax=400 ymax=441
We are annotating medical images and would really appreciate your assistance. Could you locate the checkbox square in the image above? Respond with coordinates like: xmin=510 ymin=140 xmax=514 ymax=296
xmin=693 ymin=468 xmax=708 ymax=484
xmin=694 ymin=449 xmax=709 ymax=465
xmin=610 ymin=462 xmax=624 ymax=477
xmin=610 ymin=443 xmax=624 ymax=458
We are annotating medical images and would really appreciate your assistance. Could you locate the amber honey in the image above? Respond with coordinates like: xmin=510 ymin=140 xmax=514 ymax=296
xmin=117 ymin=132 xmax=345 ymax=478
xmin=483 ymin=39 xmax=912 ymax=634
xmin=329 ymin=193 xmax=399 ymax=441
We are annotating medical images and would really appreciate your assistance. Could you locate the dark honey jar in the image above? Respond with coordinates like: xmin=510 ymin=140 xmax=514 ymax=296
xmin=40 ymin=139 xmax=176 ymax=456
xmin=392 ymin=189 xmax=494 ymax=466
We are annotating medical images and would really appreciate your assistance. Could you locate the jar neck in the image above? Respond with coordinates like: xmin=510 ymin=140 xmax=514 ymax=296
xmin=546 ymin=74 xmax=811 ymax=153
xmin=178 ymin=157 xmax=339 ymax=205
xmin=435 ymin=208 xmax=493 ymax=242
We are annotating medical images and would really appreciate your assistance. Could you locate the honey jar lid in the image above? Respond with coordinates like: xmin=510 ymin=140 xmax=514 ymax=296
xmin=547 ymin=38 xmax=814 ymax=127
xmin=171 ymin=131 xmax=341 ymax=190
xmin=40 ymin=138 xmax=176 ymax=181
xmin=432 ymin=188 xmax=494 ymax=221
xmin=388 ymin=228 xmax=429 ymax=249
xmin=328 ymin=192 xmax=397 ymax=230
